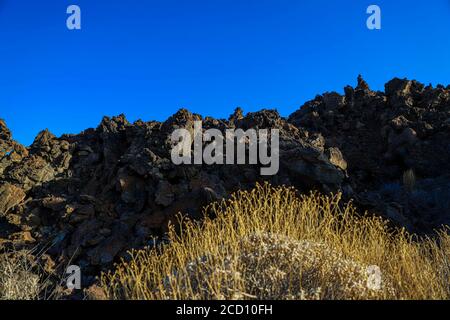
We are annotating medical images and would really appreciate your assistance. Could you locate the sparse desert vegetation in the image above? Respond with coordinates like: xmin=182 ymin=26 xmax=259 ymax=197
xmin=2 ymin=77 xmax=450 ymax=300
xmin=0 ymin=248 xmax=71 ymax=300
xmin=1 ymin=184 xmax=449 ymax=300
xmin=0 ymin=250 xmax=41 ymax=300
xmin=99 ymin=183 xmax=450 ymax=300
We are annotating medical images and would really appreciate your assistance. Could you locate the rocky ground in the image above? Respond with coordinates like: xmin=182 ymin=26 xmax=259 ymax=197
xmin=1 ymin=76 xmax=450 ymax=290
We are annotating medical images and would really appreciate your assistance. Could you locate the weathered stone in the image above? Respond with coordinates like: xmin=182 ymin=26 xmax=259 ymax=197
xmin=0 ymin=183 xmax=26 ymax=216
xmin=42 ymin=196 xmax=67 ymax=211
xmin=155 ymin=180 xmax=175 ymax=207
xmin=327 ymin=147 xmax=348 ymax=171
xmin=10 ymin=231 xmax=35 ymax=243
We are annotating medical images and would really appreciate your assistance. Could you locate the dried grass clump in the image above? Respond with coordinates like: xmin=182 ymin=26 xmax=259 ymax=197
xmin=403 ymin=169 xmax=416 ymax=193
xmin=168 ymin=233 xmax=393 ymax=300
xmin=100 ymin=183 xmax=450 ymax=300
xmin=0 ymin=251 xmax=40 ymax=300
xmin=236 ymin=233 xmax=394 ymax=300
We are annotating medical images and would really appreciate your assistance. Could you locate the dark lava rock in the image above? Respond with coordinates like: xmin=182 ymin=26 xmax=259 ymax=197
xmin=1 ymin=76 xmax=450 ymax=282
xmin=288 ymin=76 xmax=450 ymax=233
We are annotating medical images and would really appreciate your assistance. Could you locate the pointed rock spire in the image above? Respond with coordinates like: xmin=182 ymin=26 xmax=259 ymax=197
xmin=356 ymin=74 xmax=370 ymax=91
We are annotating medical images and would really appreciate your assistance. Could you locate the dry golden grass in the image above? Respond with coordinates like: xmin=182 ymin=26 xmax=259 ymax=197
xmin=403 ymin=169 xmax=416 ymax=193
xmin=0 ymin=248 xmax=67 ymax=300
xmin=100 ymin=183 xmax=450 ymax=300
xmin=0 ymin=250 xmax=41 ymax=300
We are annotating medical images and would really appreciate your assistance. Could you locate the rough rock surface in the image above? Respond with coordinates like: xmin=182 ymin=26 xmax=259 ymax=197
xmin=288 ymin=76 xmax=450 ymax=232
xmin=1 ymin=76 xmax=450 ymax=285
xmin=0 ymin=108 xmax=346 ymax=284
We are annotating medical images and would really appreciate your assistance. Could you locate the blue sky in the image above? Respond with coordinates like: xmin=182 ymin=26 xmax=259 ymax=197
xmin=1 ymin=0 xmax=450 ymax=145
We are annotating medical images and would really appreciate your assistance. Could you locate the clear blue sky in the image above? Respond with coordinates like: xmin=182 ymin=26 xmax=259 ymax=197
xmin=1 ymin=0 xmax=450 ymax=145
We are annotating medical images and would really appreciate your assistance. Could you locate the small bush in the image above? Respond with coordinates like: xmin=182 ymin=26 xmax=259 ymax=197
xmin=0 ymin=251 xmax=40 ymax=300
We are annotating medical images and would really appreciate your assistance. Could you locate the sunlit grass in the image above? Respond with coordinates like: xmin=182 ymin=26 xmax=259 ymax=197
xmin=0 ymin=250 xmax=40 ymax=300
xmin=99 ymin=183 xmax=450 ymax=300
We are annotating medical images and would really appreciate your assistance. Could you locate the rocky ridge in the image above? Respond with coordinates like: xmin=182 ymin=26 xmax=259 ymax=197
xmin=1 ymin=76 xmax=450 ymax=286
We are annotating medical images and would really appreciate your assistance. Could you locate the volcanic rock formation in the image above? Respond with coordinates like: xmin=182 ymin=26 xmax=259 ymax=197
xmin=1 ymin=76 xmax=450 ymax=285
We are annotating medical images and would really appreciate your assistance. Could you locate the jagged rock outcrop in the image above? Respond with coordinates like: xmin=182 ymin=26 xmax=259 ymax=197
xmin=0 ymin=109 xmax=347 ymax=284
xmin=289 ymin=76 xmax=450 ymax=231
xmin=1 ymin=76 xmax=450 ymax=285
